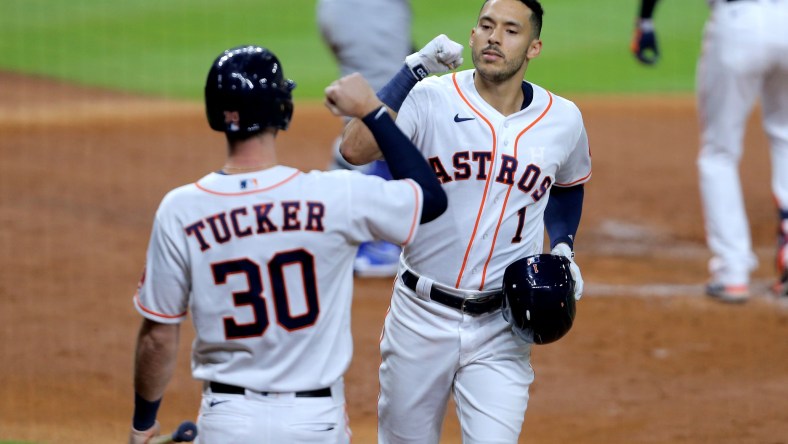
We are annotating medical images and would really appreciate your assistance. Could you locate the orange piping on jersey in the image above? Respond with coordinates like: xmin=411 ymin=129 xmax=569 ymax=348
xmin=555 ymin=170 xmax=592 ymax=187
xmin=194 ymin=170 xmax=302 ymax=196
xmin=402 ymin=179 xmax=421 ymax=245
xmin=479 ymin=91 xmax=553 ymax=289
xmin=555 ymin=129 xmax=592 ymax=186
xmin=452 ymin=72 xmax=498 ymax=289
xmin=134 ymin=292 xmax=187 ymax=319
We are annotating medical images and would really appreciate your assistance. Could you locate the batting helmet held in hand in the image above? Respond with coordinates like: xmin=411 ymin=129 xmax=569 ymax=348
xmin=502 ymin=254 xmax=576 ymax=345
xmin=205 ymin=45 xmax=296 ymax=136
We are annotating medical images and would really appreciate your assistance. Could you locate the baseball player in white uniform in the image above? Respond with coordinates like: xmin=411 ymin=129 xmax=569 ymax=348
xmin=128 ymin=45 xmax=447 ymax=443
xmin=341 ymin=0 xmax=591 ymax=442
xmin=633 ymin=0 xmax=788 ymax=302
xmin=317 ymin=0 xmax=414 ymax=277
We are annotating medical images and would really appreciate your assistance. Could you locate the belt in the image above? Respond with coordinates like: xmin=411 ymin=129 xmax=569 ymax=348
xmin=400 ymin=269 xmax=503 ymax=315
xmin=209 ymin=381 xmax=331 ymax=398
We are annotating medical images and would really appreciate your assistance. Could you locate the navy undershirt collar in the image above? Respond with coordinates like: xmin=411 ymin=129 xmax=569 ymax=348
xmin=521 ymin=81 xmax=534 ymax=110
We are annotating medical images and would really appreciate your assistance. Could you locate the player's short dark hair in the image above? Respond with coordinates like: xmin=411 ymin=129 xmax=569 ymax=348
xmin=479 ymin=0 xmax=543 ymax=38
xmin=521 ymin=0 xmax=543 ymax=37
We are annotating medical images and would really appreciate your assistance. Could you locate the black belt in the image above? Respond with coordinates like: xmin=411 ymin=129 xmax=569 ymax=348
xmin=400 ymin=269 xmax=503 ymax=315
xmin=209 ymin=381 xmax=331 ymax=398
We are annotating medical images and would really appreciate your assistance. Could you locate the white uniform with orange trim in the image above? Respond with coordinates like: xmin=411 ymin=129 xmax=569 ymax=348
xmin=378 ymin=69 xmax=591 ymax=443
xmin=134 ymin=165 xmax=422 ymax=444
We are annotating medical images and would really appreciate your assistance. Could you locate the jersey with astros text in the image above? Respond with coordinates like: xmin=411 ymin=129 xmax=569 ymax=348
xmin=134 ymin=166 xmax=422 ymax=392
xmin=396 ymin=69 xmax=591 ymax=291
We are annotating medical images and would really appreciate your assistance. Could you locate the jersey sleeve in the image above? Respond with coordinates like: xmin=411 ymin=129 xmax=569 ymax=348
xmin=347 ymin=174 xmax=423 ymax=246
xmin=395 ymin=80 xmax=431 ymax=141
xmin=133 ymin=201 xmax=191 ymax=324
xmin=555 ymin=106 xmax=592 ymax=187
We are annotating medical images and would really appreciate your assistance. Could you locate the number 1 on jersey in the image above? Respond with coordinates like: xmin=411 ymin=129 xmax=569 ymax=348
xmin=512 ymin=206 xmax=527 ymax=243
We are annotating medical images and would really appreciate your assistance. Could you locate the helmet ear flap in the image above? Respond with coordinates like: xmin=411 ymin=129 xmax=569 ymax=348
xmin=502 ymin=254 xmax=576 ymax=345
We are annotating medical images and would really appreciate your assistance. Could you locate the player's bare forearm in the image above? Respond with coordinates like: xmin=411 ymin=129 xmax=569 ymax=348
xmin=340 ymin=116 xmax=389 ymax=165
xmin=134 ymin=319 xmax=180 ymax=401
xmin=333 ymin=34 xmax=463 ymax=166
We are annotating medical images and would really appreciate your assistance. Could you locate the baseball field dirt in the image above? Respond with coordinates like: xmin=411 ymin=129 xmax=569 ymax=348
xmin=1 ymin=72 xmax=786 ymax=443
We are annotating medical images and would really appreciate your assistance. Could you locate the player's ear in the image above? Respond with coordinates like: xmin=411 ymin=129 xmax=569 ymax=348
xmin=526 ymin=38 xmax=542 ymax=60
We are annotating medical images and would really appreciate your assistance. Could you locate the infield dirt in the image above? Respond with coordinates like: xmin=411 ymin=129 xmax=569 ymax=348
xmin=1 ymin=72 xmax=786 ymax=443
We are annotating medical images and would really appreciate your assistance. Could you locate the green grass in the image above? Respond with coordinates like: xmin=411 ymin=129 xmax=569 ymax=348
xmin=0 ymin=0 xmax=708 ymax=100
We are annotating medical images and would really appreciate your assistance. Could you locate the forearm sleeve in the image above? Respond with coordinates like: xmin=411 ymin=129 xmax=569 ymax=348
xmin=376 ymin=64 xmax=418 ymax=112
xmin=545 ymin=184 xmax=584 ymax=250
xmin=361 ymin=106 xmax=447 ymax=223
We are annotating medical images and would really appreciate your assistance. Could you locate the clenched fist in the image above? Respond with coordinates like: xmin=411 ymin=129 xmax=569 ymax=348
xmin=405 ymin=34 xmax=464 ymax=80
xmin=324 ymin=73 xmax=384 ymax=118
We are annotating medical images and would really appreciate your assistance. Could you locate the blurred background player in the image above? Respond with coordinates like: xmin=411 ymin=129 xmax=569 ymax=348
xmin=128 ymin=45 xmax=447 ymax=443
xmin=317 ymin=0 xmax=414 ymax=277
xmin=632 ymin=0 xmax=788 ymax=302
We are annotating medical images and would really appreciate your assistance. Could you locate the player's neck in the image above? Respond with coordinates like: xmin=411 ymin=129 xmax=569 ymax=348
xmin=221 ymin=161 xmax=276 ymax=174
xmin=223 ymin=134 xmax=278 ymax=174
xmin=474 ymin=75 xmax=525 ymax=117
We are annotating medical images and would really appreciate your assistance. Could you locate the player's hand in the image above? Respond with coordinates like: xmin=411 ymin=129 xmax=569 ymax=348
xmin=324 ymin=73 xmax=384 ymax=118
xmin=405 ymin=34 xmax=464 ymax=80
xmin=551 ymin=243 xmax=583 ymax=300
xmin=631 ymin=19 xmax=659 ymax=65
xmin=129 ymin=420 xmax=160 ymax=444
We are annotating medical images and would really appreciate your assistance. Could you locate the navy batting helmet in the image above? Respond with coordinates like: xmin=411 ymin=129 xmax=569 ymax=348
xmin=502 ymin=254 xmax=576 ymax=345
xmin=205 ymin=45 xmax=296 ymax=136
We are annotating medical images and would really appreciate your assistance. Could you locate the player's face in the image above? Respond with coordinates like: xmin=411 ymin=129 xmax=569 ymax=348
xmin=470 ymin=0 xmax=542 ymax=83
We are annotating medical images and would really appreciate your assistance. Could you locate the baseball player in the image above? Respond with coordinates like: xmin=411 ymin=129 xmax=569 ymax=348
xmin=128 ymin=45 xmax=448 ymax=444
xmin=341 ymin=0 xmax=591 ymax=442
xmin=317 ymin=0 xmax=415 ymax=278
xmin=633 ymin=0 xmax=788 ymax=302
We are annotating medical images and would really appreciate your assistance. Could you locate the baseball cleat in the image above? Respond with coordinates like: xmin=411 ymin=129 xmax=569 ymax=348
xmin=705 ymin=283 xmax=749 ymax=304
xmin=354 ymin=240 xmax=401 ymax=278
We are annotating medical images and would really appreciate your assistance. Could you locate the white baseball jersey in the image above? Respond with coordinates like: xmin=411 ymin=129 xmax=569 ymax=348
xmin=697 ymin=0 xmax=788 ymax=286
xmin=398 ymin=69 xmax=591 ymax=290
xmin=377 ymin=69 xmax=591 ymax=444
xmin=134 ymin=166 xmax=422 ymax=392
